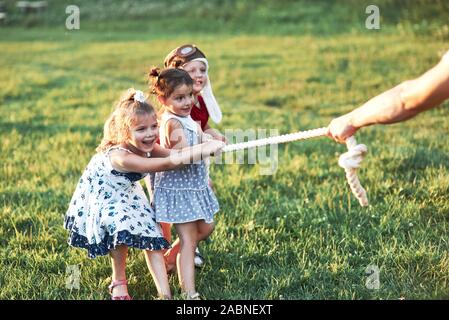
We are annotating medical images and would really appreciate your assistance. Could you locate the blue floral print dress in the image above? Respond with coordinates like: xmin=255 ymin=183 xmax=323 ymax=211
xmin=64 ymin=147 xmax=170 ymax=258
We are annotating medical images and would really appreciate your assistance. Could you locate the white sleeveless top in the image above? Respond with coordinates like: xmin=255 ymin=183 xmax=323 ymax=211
xmin=159 ymin=112 xmax=198 ymax=147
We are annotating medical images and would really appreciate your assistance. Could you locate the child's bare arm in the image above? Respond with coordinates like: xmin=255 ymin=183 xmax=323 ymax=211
xmin=150 ymin=143 xmax=172 ymax=158
xmin=110 ymin=150 xmax=183 ymax=173
xmin=109 ymin=142 xmax=224 ymax=173
xmin=165 ymin=119 xmax=189 ymax=149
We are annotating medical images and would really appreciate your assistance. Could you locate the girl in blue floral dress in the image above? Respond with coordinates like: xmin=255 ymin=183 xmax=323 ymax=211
xmin=64 ymin=88 xmax=224 ymax=300
xmin=149 ymin=67 xmax=220 ymax=300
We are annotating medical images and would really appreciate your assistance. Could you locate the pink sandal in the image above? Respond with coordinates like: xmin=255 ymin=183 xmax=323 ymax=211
xmin=108 ymin=279 xmax=132 ymax=300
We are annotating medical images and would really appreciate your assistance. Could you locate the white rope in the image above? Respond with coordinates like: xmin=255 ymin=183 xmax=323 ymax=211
xmin=222 ymin=127 xmax=327 ymax=152
xmin=221 ymin=127 xmax=369 ymax=207
xmin=339 ymin=137 xmax=368 ymax=207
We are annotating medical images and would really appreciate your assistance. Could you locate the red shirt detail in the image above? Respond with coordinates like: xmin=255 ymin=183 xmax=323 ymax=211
xmin=190 ymin=95 xmax=209 ymax=131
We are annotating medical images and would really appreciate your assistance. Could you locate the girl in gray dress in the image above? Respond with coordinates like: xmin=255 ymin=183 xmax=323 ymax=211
xmin=150 ymin=67 xmax=220 ymax=300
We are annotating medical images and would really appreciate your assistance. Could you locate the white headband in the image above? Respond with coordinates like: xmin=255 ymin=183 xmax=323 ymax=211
xmin=183 ymin=58 xmax=222 ymax=124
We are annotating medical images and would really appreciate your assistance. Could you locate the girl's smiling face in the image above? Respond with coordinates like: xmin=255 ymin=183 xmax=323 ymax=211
xmin=127 ymin=112 xmax=159 ymax=154
xmin=182 ymin=60 xmax=207 ymax=94
xmin=160 ymin=84 xmax=194 ymax=117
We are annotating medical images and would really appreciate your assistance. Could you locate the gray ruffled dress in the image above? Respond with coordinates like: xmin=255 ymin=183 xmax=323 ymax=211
xmin=153 ymin=112 xmax=219 ymax=224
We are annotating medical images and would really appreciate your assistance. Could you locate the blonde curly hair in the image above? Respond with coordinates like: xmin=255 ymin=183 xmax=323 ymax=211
xmin=96 ymin=88 xmax=155 ymax=153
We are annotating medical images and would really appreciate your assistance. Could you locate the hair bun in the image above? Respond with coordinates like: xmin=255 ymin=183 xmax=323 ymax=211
xmin=149 ymin=67 xmax=161 ymax=78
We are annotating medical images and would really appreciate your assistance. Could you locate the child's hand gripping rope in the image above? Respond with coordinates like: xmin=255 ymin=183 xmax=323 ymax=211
xmin=220 ymin=127 xmax=369 ymax=207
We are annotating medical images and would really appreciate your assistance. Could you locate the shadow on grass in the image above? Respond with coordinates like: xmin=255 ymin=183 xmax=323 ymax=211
xmin=0 ymin=189 xmax=71 ymax=249
xmin=396 ymin=147 xmax=449 ymax=175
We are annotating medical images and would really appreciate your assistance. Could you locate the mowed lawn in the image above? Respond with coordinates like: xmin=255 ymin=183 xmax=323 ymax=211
xmin=1 ymin=29 xmax=448 ymax=299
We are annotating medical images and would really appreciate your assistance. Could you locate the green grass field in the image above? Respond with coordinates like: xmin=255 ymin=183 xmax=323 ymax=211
xmin=1 ymin=0 xmax=448 ymax=299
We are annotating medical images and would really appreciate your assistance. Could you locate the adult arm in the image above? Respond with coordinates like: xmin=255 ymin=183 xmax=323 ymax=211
xmin=327 ymin=51 xmax=449 ymax=143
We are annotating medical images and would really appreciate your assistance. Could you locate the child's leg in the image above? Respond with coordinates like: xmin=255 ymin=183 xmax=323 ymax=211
xmin=164 ymin=237 xmax=180 ymax=270
xmin=174 ymin=222 xmax=198 ymax=296
xmin=196 ymin=221 xmax=215 ymax=242
xmin=161 ymin=222 xmax=178 ymax=270
xmin=193 ymin=221 xmax=215 ymax=267
xmin=110 ymin=245 xmax=129 ymax=297
xmin=166 ymin=221 xmax=214 ymax=269
xmin=160 ymin=222 xmax=172 ymax=243
xmin=144 ymin=250 xmax=172 ymax=299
